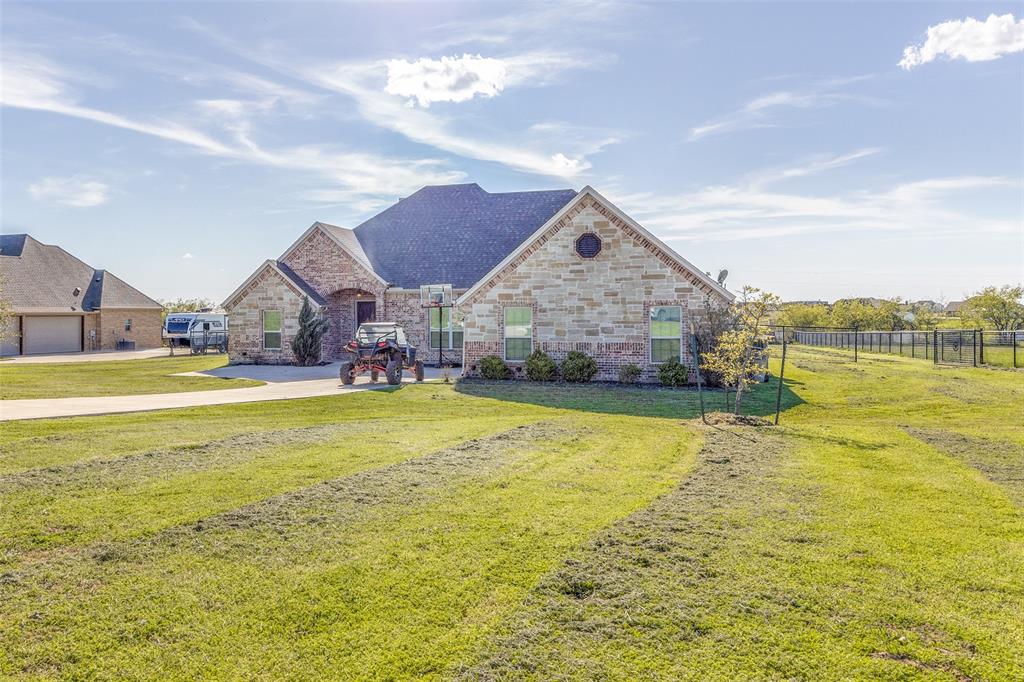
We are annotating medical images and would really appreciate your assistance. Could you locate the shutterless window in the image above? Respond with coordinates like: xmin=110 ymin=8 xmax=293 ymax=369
xmin=504 ymin=307 xmax=532 ymax=361
xmin=650 ymin=306 xmax=682 ymax=363
xmin=429 ymin=308 xmax=463 ymax=349
xmin=124 ymin=319 xmax=132 ymax=331
xmin=263 ymin=310 xmax=282 ymax=350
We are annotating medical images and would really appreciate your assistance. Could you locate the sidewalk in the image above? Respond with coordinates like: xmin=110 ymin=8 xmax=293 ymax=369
xmin=2 ymin=348 xmax=171 ymax=364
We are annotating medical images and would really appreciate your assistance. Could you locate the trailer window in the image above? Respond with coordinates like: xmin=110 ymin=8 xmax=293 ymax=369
xmin=263 ymin=310 xmax=282 ymax=350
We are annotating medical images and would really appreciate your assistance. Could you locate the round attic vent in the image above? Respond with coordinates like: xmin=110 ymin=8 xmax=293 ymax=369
xmin=575 ymin=233 xmax=602 ymax=259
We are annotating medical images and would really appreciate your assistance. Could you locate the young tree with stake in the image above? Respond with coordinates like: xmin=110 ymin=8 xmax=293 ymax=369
xmin=700 ymin=286 xmax=780 ymax=415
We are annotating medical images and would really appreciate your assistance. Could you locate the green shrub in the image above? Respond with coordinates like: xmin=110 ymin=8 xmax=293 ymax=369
xmin=618 ymin=363 xmax=642 ymax=384
xmin=525 ymin=350 xmax=557 ymax=381
xmin=657 ymin=359 xmax=689 ymax=387
xmin=479 ymin=355 xmax=511 ymax=380
xmin=560 ymin=350 xmax=598 ymax=383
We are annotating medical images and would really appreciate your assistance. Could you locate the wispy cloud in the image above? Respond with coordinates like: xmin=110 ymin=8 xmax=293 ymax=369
xmin=687 ymin=77 xmax=879 ymax=142
xmin=180 ymin=18 xmax=618 ymax=179
xmin=28 ymin=176 xmax=109 ymax=207
xmin=748 ymin=147 xmax=884 ymax=188
xmin=610 ymin=162 xmax=1017 ymax=243
xmin=0 ymin=47 xmax=464 ymax=207
xmin=900 ymin=13 xmax=1024 ymax=69
xmin=385 ymin=54 xmax=507 ymax=107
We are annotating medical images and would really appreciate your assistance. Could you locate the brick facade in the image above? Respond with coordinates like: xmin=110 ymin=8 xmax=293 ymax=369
xmin=95 ymin=308 xmax=163 ymax=350
xmin=460 ymin=195 xmax=729 ymax=382
xmin=226 ymin=264 xmax=310 ymax=364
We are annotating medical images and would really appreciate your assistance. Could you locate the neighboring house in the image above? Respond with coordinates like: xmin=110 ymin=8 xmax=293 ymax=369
xmin=0 ymin=234 xmax=163 ymax=356
xmin=222 ymin=184 xmax=733 ymax=381
xmin=945 ymin=300 xmax=965 ymax=314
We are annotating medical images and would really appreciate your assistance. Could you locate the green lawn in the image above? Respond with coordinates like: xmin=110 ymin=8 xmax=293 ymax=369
xmin=0 ymin=350 xmax=1021 ymax=680
xmin=0 ymin=355 xmax=262 ymax=400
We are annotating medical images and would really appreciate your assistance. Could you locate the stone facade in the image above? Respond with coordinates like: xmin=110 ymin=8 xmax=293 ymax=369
xmin=460 ymin=195 xmax=729 ymax=382
xmin=226 ymin=264 xmax=311 ymax=364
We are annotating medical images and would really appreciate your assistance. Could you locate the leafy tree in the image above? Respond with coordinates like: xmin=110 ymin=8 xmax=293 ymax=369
xmin=961 ymin=285 xmax=1024 ymax=331
xmin=290 ymin=297 xmax=330 ymax=366
xmin=162 ymin=298 xmax=215 ymax=312
xmin=778 ymin=303 xmax=829 ymax=328
xmin=700 ymin=286 xmax=779 ymax=415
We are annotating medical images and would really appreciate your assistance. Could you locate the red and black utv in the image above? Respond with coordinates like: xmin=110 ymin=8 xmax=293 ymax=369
xmin=339 ymin=322 xmax=424 ymax=386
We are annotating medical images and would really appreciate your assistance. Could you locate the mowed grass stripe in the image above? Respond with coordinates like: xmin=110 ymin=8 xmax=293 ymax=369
xmin=1 ymin=413 xmax=542 ymax=561
xmin=0 ymin=384 xmax=555 ymax=474
xmin=2 ymin=415 xmax=699 ymax=679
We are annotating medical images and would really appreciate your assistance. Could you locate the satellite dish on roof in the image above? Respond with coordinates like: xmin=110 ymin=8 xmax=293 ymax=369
xmin=716 ymin=269 xmax=729 ymax=286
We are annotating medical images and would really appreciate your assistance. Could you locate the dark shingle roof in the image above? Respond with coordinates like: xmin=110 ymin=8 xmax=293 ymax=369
xmin=0 ymin=234 xmax=162 ymax=311
xmin=352 ymin=184 xmax=577 ymax=288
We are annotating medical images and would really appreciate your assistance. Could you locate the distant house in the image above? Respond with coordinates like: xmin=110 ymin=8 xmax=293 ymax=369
xmin=945 ymin=300 xmax=965 ymax=314
xmin=912 ymin=300 xmax=944 ymax=313
xmin=0 ymin=234 xmax=163 ymax=356
xmin=223 ymin=183 xmax=733 ymax=381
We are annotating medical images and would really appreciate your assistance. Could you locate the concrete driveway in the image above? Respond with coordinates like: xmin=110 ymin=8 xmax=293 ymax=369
xmin=0 ymin=363 xmax=461 ymax=421
xmin=2 ymin=347 xmax=172 ymax=364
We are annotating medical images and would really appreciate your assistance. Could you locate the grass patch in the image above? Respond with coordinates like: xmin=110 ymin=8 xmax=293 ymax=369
xmin=0 ymin=355 xmax=262 ymax=400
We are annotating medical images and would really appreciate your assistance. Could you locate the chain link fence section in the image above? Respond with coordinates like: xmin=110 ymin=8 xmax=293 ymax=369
xmin=773 ymin=325 xmax=1022 ymax=368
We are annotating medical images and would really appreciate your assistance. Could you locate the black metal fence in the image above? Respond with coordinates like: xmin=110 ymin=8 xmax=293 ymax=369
xmin=773 ymin=326 xmax=1022 ymax=368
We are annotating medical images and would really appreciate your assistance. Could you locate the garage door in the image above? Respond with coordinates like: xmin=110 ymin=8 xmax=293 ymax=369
xmin=24 ymin=316 xmax=82 ymax=355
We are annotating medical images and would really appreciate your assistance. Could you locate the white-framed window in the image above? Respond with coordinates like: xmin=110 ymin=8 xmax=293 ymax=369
xmin=650 ymin=306 xmax=682 ymax=363
xmin=504 ymin=307 xmax=532 ymax=362
xmin=263 ymin=310 xmax=282 ymax=350
xmin=124 ymin=319 xmax=132 ymax=332
xmin=429 ymin=307 xmax=463 ymax=349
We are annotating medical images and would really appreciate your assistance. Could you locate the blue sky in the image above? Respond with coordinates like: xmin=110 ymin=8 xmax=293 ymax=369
xmin=2 ymin=1 xmax=1021 ymax=303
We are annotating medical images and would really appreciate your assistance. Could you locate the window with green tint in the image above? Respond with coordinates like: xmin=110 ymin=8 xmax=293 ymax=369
xmin=429 ymin=307 xmax=464 ymax=349
xmin=263 ymin=310 xmax=282 ymax=350
xmin=650 ymin=306 xmax=681 ymax=363
xmin=504 ymin=307 xmax=532 ymax=361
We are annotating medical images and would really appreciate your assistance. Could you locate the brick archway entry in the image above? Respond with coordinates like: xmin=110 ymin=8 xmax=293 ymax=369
xmin=324 ymin=288 xmax=381 ymax=359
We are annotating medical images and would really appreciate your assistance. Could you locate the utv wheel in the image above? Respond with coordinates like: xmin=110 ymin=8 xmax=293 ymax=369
xmin=386 ymin=357 xmax=402 ymax=385
xmin=414 ymin=360 xmax=424 ymax=382
xmin=370 ymin=369 xmax=379 ymax=383
xmin=339 ymin=361 xmax=355 ymax=385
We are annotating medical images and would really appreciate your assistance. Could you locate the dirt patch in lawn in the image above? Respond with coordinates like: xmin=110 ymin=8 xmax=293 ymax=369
xmin=455 ymin=424 xmax=790 ymax=679
xmin=0 ymin=423 xmax=377 ymax=493
xmin=904 ymin=427 xmax=1024 ymax=508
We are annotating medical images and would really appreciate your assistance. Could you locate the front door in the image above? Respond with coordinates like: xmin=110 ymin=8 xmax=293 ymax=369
xmin=356 ymin=301 xmax=376 ymax=331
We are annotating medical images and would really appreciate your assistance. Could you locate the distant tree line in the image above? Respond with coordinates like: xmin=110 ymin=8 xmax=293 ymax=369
xmin=777 ymin=285 xmax=1023 ymax=331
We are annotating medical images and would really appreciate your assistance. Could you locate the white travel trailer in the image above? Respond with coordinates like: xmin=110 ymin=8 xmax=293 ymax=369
xmin=163 ymin=312 xmax=228 ymax=347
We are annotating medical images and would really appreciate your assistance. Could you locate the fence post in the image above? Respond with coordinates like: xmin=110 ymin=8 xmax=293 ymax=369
xmin=933 ymin=329 xmax=939 ymax=364
xmin=978 ymin=329 xmax=984 ymax=365
xmin=1015 ymin=332 xmax=1019 ymax=368
xmin=774 ymin=333 xmax=787 ymax=425
xmin=853 ymin=325 xmax=858 ymax=362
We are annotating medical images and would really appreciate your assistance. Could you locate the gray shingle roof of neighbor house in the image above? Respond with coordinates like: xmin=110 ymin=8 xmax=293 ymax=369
xmin=0 ymin=234 xmax=163 ymax=311
xmin=350 ymin=183 xmax=578 ymax=289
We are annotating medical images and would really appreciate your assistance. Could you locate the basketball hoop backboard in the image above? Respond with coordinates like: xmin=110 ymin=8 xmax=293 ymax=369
xmin=419 ymin=284 xmax=453 ymax=308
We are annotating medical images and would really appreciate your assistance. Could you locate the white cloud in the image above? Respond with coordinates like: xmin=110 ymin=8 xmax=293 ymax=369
xmin=385 ymin=54 xmax=507 ymax=107
xmin=28 ymin=176 xmax=109 ymax=207
xmin=899 ymin=13 xmax=1024 ymax=69
xmin=182 ymin=253 xmax=194 ymax=259
xmin=749 ymin=147 xmax=884 ymax=188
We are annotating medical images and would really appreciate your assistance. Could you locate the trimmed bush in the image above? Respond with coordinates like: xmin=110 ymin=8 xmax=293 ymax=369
xmin=525 ymin=350 xmax=557 ymax=381
xmin=479 ymin=355 xmax=511 ymax=380
xmin=658 ymin=359 xmax=689 ymax=387
xmin=618 ymin=363 xmax=642 ymax=384
xmin=560 ymin=350 xmax=598 ymax=383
